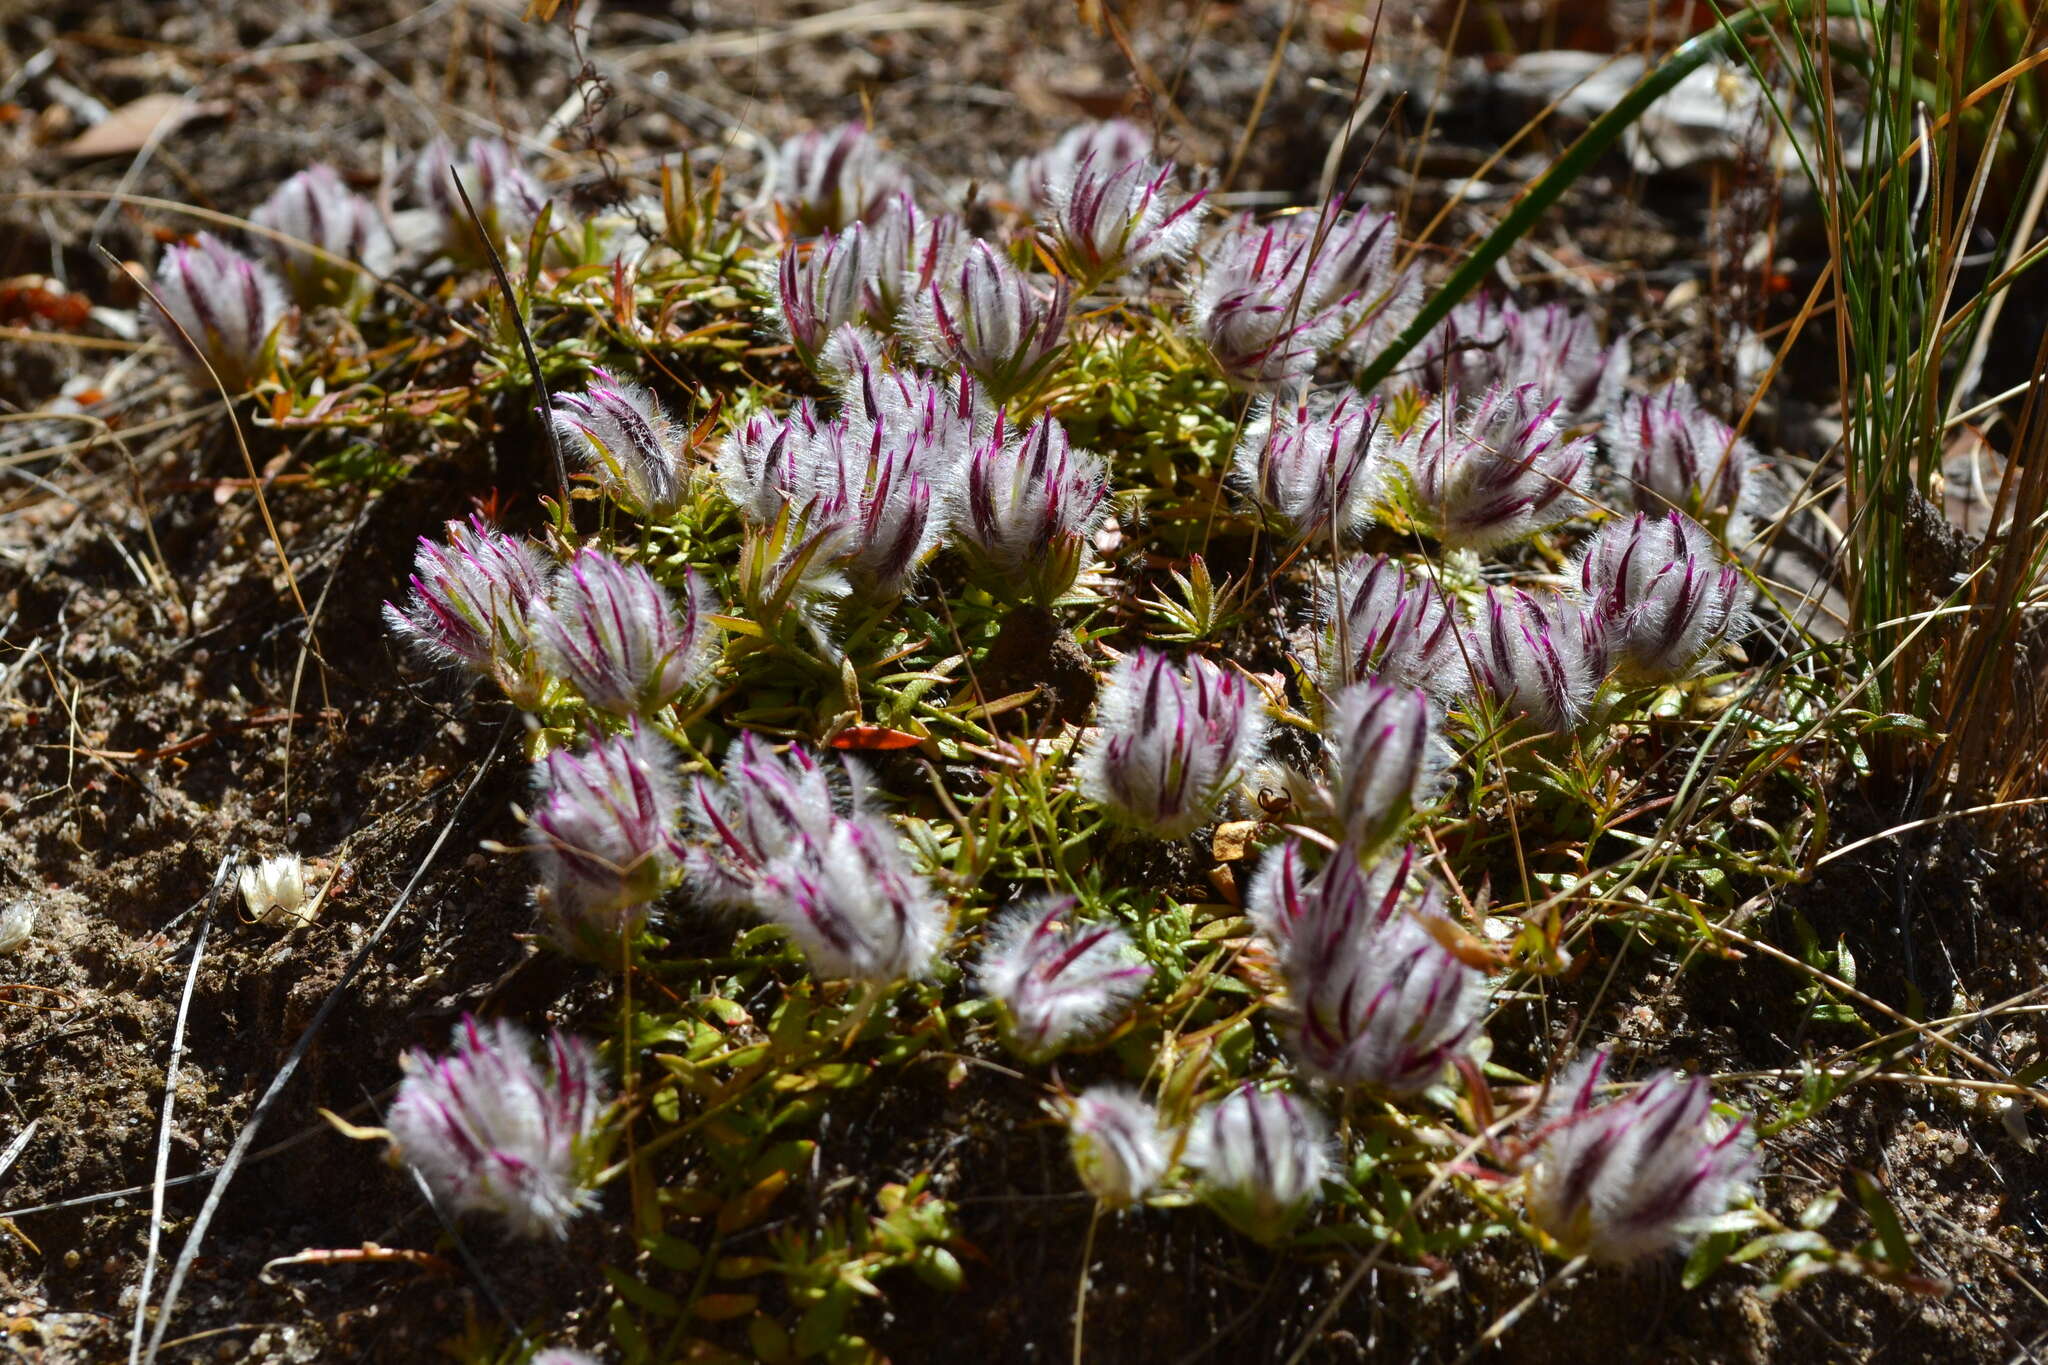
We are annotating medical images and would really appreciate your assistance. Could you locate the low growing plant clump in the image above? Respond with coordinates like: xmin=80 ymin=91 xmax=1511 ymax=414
xmin=125 ymin=103 xmax=1963 ymax=1363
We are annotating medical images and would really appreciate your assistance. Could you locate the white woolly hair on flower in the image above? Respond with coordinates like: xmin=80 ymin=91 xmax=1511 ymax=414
xmin=1077 ymin=650 xmax=1271 ymax=840
xmin=753 ymin=808 xmax=950 ymax=983
xmin=1063 ymin=1085 xmax=1172 ymax=1207
xmin=1574 ymin=510 xmax=1751 ymax=682
xmin=1185 ymin=1085 xmax=1331 ymax=1242
xmin=1321 ymin=677 xmax=1451 ymax=853
xmin=385 ymin=1016 xmax=608 ymax=1240
xmin=549 ymin=368 xmax=689 ymax=519
xmin=975 ymin=896 xmax=1151 ymax=1059
xmin=1228 ymin=388 xmax=1388 ymax=547
xmin=1525 ymin=1051 xmax=1757 ymax=1264
xmin=1467 ymin=586 xmax=1609 ymax=733
xmin=1394 ymin=382 xmax=1594 ymax=552
xmin=1314 ymin=554 xmax=1466 ymax=700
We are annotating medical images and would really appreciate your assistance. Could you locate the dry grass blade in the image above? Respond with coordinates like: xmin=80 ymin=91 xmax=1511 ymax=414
xmin=127 ymin=848 xmax=234 ymax=1365
xmin=140 ymin=717 xmax=515 ymax=1365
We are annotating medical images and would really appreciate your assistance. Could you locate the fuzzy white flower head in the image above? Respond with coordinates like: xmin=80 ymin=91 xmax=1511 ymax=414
xmin=1426 ymin=297 xmax=1625 ymax=424
xmin=1525 ymin=1051 xmax=1756 ymax=1264
xmin=1078 ymin=650 xmax=1270 ymax=840
xmin=1250 ymin=844 xmax=1487 ymax=1095
xmin=239 ymin=853 xmax=318 ymax=928
xmin=1468 ymin=587 xmax=1609 ymax=733
xmin=1606 ymin=382 xmax=1755 ymax=526
xmin=976 ymin=897 xmax=1151 ymax=1059
xmin=147 ymin=233 xmax=289 ymax=391
xmin=382 ymin=515 xmax=554 ymax=709
xmin=684 ymin=732 xmax=848 ymax=909
xmin=537 ymin=549 xmax=719 ymax=717
xmin=1322 ymin=678 xmax=1449 ymax=853
xmin=1011 ymin=119 xmax=1154 ymax=215
xmin=1043 ymin=152 xmax=1206 ymax=284
xmin=412 ymin=136 xmax=550 ymax=264
xmin=550 ymin=369 xmax=690 ymax=519
xmin=1315 ymin=554 xmax=1465 ymax=699
xmin=774 ymin=223 xmax=877 ymax=374
xmin=956 ymin=411 xmax=1110 ymax=605
xmin=754 ymin=809 xmax=950 ymax=983
xmin=251 ymin=163 xmax=395 ymax=310
xmin=1395 ymin=383 xmax=1593 ymax=551
xmin=912 ymin=239 xmax=1071 ymax=403
xmin=770 ymin=122 xmax=913 ymax=236
xmin=1575 ymin=510 xmax=1750 ymax=681
xmin=386 ymin=1016 xmax=608 ymax=1240
xmin=1229 ymin=388 xmax=1386 ymax=546
xmin=529 ymin=723 xmax=685 ymax=958
xmin=1186 ymin=1086 xmax=1330 ymax=1243
xmin=1065 ymin=1086 xmax=1171 ymax=1207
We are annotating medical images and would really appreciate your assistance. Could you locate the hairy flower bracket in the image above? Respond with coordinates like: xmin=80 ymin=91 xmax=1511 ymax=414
xmin=1064 ymin=1086 xmax=1171 ymax=1207
xmin=549 ymin=369 xmax=691 ymax=519
xmin=1524 ymin=1051 xmax=1755 ymax=1264
xmin=1468 ymin=586 xmax=1608 ymax=733
xmin=1186 ymin=1085 xmax=1329 ymax=1243
xmin=1229 ymin=388 xmax=1386 ymax=546
xmin=1011 ymin=119 xmax=1153 ymax=215
xmin=774 ymin=222 xmax=880 ymax=375
xmin=1042 ymin=150 xmax=1206 ymax=286
xmin=1395 ymin=383 xmax=1593 ymax=551
xmin=413 ymin=136 xmax=550 ymax=264
xmin=685 ymin=735 xmax=947 ymax=982
xmin=913 ymin=239 xmax=1071 ymax=403
xmin=975 ymin=897 xmax=1151 ymax=1059
xmin=146 ymin=232 xmax=288 ymax=391
xmin=956 ymin=411 xmax=1110 ymax=606
xmin=1249 ymin=843 xmax=1487 ymax=1094
xmin=385 ymin=1016 xmax=608 ymax=1239
xmin=537 ymin=547 xmax=717 ymax=717
xmin=1576 ymin=510 xmax=1749 ymax=681
xmin=1189 ymin=202 xmax=1413 ymax=391
xmin=383 ymin=514 xmax=553 ymax=708
xmin=529 ymin=723 xmax=686 ymax=956
xmin=1322 ymin=678 xmax=1447 ymax=853
xmin=1078 ymin=650 xmax=1270 ymax=840
xmin=251 ymin=163 xmax=394 ymax=310
xmin=1607 ymin=382 xmax=1755 ymax=525
xmin=770 ymin=122 xmax=913 ymax=236
xmin=1425 ymin=296 xmax=1624 ymax=424
xmin=1316 ymin=554 xmax=1465 ymax=699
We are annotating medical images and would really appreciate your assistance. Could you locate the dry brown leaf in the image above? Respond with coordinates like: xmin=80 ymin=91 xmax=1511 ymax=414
xmin=58 ymin=93 xmax=199 ymax=159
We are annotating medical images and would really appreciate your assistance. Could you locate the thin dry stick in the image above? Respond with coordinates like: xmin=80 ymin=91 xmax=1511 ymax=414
xmin=129 ymin=848 xmax=234 ymax=1365
xmin=1451 ymin=1254 xmax=1588 ymax=1365
xmin=141 ymin=717 xmax=514 ymax=1365
xmin=1072 ymin=1199 xmax=1103 ymax=1365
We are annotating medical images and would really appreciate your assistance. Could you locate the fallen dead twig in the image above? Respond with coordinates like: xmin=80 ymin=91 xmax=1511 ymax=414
xmin=140 ymin=715 xmax=514 ymax=1365
xmin=128 ymin=849 xmax=233 ymax=1365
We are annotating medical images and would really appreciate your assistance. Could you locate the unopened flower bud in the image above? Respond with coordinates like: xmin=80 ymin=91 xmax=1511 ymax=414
xmin=1079 ymin=651 xmax=1270 ymax=840
xmin=537 ymin=548 xmax=718 ymax=716
xmin=1469 ymin=587 xmax=1607 ymax=732
xmin=1229 ymin=389 xmax=1386 ymax=545
xmin=957 ymin=412 xmax=1109 ymax=605
xmin=1186 ymin=1086 xmax=1329 ymax=1242
xmin=1012 ymin=120 xmax=1153 ymax=215
xmin=413 ymin=136 xmax=550 ymax=264
xmin=1323 ymin=679 xmax=1446 ymax=852
xmin=147 ymin=233 xmax=288 ymax=391
xmin=1606 ymin=382 xmax=1753 ymax=523
xmin=1525 ymin=1051 xmax=1755 ymax=1264
xmin=383 ymin=515 xmax=553 ymax=708
xmin=684 ymin=731 xmax=845 ymax=908
xmin=530 ymin=723 xmax=684 ymax=955
xmin=550 ymin=369 xmax=690 ymax=519
xmin=386 ymin=1016 xmax=607 ymax=1239
xmin=1576 ymin=511 xmax=1748 ymax=680
xmin=1315 ymin=554 xmax=1464 ymax=699
xmin=754 ymin=809 xmax=949 ymax=983
xmin=1426 ymin=297 xmax=1623 ymax=423
xmin=976 ymin=897 xmax=1151 ymax=1059
xmin=251 ymin=163 xmax=394 ymax=310
xmin=770 ymin=123 xmax=912 ymax=235
xmin=1064 ymin=1086 xmax=1170 ymax=1206
xmin=1396 ymin=384 xmax=1592 ymax=551
xmin=1044 ymin=153 xmax=1205 ymax=284
xmin=774 ymin=223 xmax=876 ymax=374
xmin=913 ymin=239 xmax=1070 ymax=403
xmin=1250 ymin=844 xmax=1485 ymax=1094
